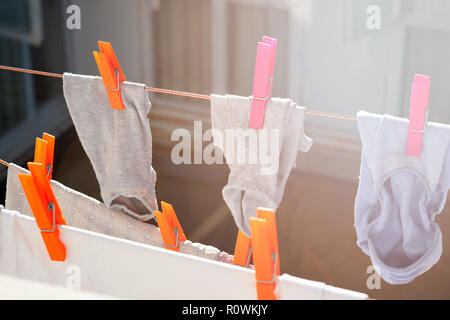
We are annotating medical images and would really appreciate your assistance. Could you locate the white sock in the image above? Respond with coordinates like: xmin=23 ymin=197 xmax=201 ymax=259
xmin=210 ymin=95 xmax=312 ymax=236
xmin=355 ymin=111 xmax=450 ymax=284
xmin=63 ymin=73 xmax=157 ymax=221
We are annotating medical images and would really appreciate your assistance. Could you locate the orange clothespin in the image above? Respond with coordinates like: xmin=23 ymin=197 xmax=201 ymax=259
xmin=34 ymin=133 xmax=55 ymax=180
xmin=249 ymin=208 xmax=280 ymax=300
xmin=233 ymin=209 xmax=280 ymax=268
xmin=18 ymin=136 xmax=66 ymax=261
xmin=154 ymin=201 xmax=186 ymax=252
xmin=233 ymin=229 xmax=252 ymax=267
xmin=93 ymin=41 xmax=126 ymax=110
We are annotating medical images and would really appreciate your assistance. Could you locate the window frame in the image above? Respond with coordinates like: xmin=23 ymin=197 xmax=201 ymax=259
xmin=0 ymin=0 xmax=73 ymax=177
xmin=0 ymin=0 xmax=44 ymax=46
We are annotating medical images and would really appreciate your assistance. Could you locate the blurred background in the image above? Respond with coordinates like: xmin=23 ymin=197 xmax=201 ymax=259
xmin=1 ymin=0 xmax=450 ymax=299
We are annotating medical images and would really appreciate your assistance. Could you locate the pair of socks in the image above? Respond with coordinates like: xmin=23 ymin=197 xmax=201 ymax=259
xmin=64 ymin=74 xmax=313 ymax=238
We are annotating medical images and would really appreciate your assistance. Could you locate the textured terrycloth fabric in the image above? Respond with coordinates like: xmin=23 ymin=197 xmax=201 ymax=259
xmin=210 ymin=95 xmax=312 ymax=236
xmin=63 ymin=73 xmax=157 ymax=221
xmin=355 ymin=111 xmax=450 ymax=284
xmin=5 ymin=163 xmax=233 ymax=264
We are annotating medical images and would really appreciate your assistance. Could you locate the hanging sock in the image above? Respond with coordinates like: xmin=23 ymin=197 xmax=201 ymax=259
xmin=354 ymin=111 xmax=450 ymax=284
xmin=210 ymin=95 xmax=312 ymax=236
xmin=63 ymin=73 xmax=157 ymax=221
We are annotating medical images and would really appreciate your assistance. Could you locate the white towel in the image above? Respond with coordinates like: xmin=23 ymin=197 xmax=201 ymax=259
xmin=0 ymin=206 xmax=255 ymax=299
xmin=355 ymin=111 xmax=450 ymax=284
xmin=5 ymin=163 xmax=233 ymax=264
xmin=0 ymin=206 xmax=367 ymax=299
xmin=275 ymin=274 xmax=368 ymax=300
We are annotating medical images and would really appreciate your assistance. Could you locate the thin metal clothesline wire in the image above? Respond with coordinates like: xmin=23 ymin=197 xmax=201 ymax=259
xmin=0 ymin=64 xmax=357 ymax=167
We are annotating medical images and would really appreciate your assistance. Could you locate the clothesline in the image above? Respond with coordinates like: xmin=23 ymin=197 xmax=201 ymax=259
xmin=0 ymin=65 xmax=358 ymax=121
xmin=0 ymin=64 xmax=358 ymax=168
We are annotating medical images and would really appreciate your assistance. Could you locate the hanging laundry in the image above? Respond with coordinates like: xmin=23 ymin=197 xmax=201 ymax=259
xmin=5 ymin=163 xmax=233 ymax=264
xmin=354 ymin=111 xmax=450 ymax=284
xmin=0 ymin=206 xmax=246 ymax=299
xmin=210 ymin=95 xmax=312 ymax=236
xmin=62 ymin=73 xmax=157 ymax=221
xmin=0 ymin=206 xmax=366 ymax=299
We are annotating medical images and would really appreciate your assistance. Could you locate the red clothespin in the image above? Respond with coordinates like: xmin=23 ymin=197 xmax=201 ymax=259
xmin=406 ymin=74 xmax=430 ymax=157
xmin=34 ymin=133 xmax=55 ymax=180
xmin=249 ymin=37 xmax=277 ymax=129
xmin=18 ymin=135 xmax=66 ymax=261
xmin=154 ymin=201 xmax=187 ymax=252
xmin=249 ymin=208 xmax=280 ymax=300
xmin=93 ymin=41 xmax=126 ymax=110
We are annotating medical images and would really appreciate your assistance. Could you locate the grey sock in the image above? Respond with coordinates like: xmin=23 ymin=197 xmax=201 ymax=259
xmin=63 ymin=73 xmax=157 ymax=221
xmin=210 ymin=95 xmax=312 ymax=236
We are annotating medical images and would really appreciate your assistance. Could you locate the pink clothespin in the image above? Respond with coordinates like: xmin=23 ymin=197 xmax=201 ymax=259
xmin=406 ymin=74 xmax=430 ymax=157
xmin=249 ymin=37 xmax=277 ymax=129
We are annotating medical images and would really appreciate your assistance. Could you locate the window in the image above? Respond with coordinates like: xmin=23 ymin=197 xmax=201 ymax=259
xmin=0 ymin=0 xmax=71 ymax=171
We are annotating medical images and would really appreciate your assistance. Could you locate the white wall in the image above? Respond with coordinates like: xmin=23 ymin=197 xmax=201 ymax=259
xmin=284 ymin=0 xmax=450 ymax=178
xmin=293 ymin=0 xmax=450 ymax=132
